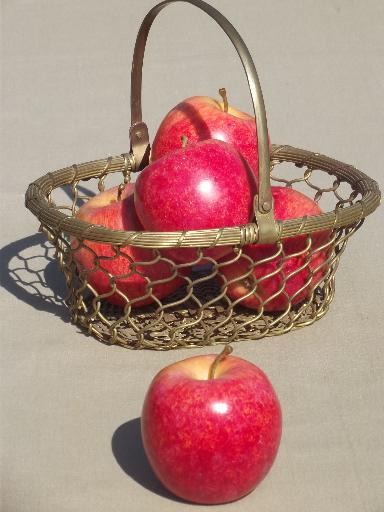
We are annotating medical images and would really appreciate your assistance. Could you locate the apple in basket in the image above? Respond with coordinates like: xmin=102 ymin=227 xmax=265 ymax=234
xmin=134 ymin=138 xmax=257 ymax=264
xmin=71 ymin=184 xmax=186 ymax=307
xmin=141 ymin=346 xmax=282 ymax=504
xmin=151 ymin=89 xmax=262 ymax=177
xmin=219 ymin=187 xmax=331 ymax=312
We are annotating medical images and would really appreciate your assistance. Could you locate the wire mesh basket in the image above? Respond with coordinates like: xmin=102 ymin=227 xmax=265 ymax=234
xmin=25 ymin=0 xmax=380 ymax=350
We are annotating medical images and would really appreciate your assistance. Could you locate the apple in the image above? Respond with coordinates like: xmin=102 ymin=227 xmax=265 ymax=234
xmin=141 ymin=346 xmax=282 ymax=504
xmin=151 ymin=91 xmax=262 ymax=177
xmin=134 ymin=139 xmax=257 ymax=264
xmin=219 ymin=187 xmax=330 ymax=312
xmin=72 ymin=184 xmax=186 ymax=307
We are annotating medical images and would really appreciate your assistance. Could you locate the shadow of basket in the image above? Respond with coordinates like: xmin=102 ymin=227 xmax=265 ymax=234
xmin=0 ymin=232 xmax=69 ymax=320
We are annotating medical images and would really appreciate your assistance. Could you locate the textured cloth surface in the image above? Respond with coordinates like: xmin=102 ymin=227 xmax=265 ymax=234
xmin=1 ymin=1 xmax=383 ymax=511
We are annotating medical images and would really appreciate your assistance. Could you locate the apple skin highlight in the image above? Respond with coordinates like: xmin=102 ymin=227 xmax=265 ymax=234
xmin=135 ymin=139 xmax=257 ymax=264
xmin=141 ymin=354 xmax=282 ymax=504
xmin=151 ymin=95 xmax=261 ymax=177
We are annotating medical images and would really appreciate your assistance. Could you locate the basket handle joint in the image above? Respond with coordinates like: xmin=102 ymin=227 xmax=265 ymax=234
xmin=253 ymin=195 xmax=279 ymax=243
xmin=130 ymin=122 xmax=150 ymax=171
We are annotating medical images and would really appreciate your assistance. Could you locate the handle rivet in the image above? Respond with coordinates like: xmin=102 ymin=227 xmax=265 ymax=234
xmin=262 ymin=201 xmax=270 ymax=212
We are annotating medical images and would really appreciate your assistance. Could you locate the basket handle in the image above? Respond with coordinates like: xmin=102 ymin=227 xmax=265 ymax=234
xmin=130 ymin=0 xmax=278 ymax=242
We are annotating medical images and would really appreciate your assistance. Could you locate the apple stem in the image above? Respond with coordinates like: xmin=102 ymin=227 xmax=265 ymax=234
xmin=219 ymin=88 xmax=229 ymax=113
xmin=117 ymin=183 xmax=125 ymax=201
xmin=208 ymin=345 xmax=233 ymax=380
xmin=181 ymin=135 xmax=189 ymax=148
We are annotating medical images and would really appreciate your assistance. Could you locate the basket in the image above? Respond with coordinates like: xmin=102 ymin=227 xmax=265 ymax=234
xmin=25 ymin=0 xmax=381 ymax=350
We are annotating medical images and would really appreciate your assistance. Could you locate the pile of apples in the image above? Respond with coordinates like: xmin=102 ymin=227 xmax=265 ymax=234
xmin=73 ymin=90 xmax=329 ymax=311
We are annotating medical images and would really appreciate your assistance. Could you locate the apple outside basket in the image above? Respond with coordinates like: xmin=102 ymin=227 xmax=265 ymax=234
xmin=25 ymin=0 xmax=381 ymax=350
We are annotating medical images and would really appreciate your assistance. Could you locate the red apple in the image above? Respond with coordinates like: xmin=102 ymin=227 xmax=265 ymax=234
xmin=219 ymin=187 xmax=330 ymax=312
xmin=134 ymin=139 xmax=257 ymax=264
xmin=72 ymin=185 xmax=186 ymax=307
xmin=151 ymin=93 xmax=261 ymax=177
xmin=141 ymin=347 xmax=282 ymax=504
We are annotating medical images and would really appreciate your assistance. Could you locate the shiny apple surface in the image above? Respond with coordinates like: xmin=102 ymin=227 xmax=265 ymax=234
xmin=151 ymin=95 xmax=260 ymax=177
xmin=141 ymin=354 xmax=282 ymax=504
xmin=135 ymin=139 xmax=257 ymax=263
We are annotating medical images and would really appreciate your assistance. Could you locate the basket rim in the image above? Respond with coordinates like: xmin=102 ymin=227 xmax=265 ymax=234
xmin=25 ymin=144 xmax=381 ymax=248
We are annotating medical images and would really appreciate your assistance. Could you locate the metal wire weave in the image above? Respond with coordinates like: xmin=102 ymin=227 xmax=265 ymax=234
xmin=25 ymin=144 xmax=380 ymax=349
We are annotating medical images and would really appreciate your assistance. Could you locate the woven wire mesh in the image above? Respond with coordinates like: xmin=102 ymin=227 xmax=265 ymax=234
xmin=36 ymin=148 xmax=366 ymax=350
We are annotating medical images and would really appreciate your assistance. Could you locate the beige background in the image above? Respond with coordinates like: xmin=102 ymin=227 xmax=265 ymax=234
xmin=1 ymin=1 xmax=383 ymax=511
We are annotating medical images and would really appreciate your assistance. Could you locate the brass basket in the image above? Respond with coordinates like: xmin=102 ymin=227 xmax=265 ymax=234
xmin=25 ymin=0 xmax=380 ymax=350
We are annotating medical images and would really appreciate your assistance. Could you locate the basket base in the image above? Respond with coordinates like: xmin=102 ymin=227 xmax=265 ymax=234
xmin=69 ymin=275 xmax=335 ymax=350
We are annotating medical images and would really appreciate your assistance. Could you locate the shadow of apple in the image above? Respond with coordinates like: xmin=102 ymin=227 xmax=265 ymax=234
xmin=111 ymin=418 xmax=185 ymax=502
